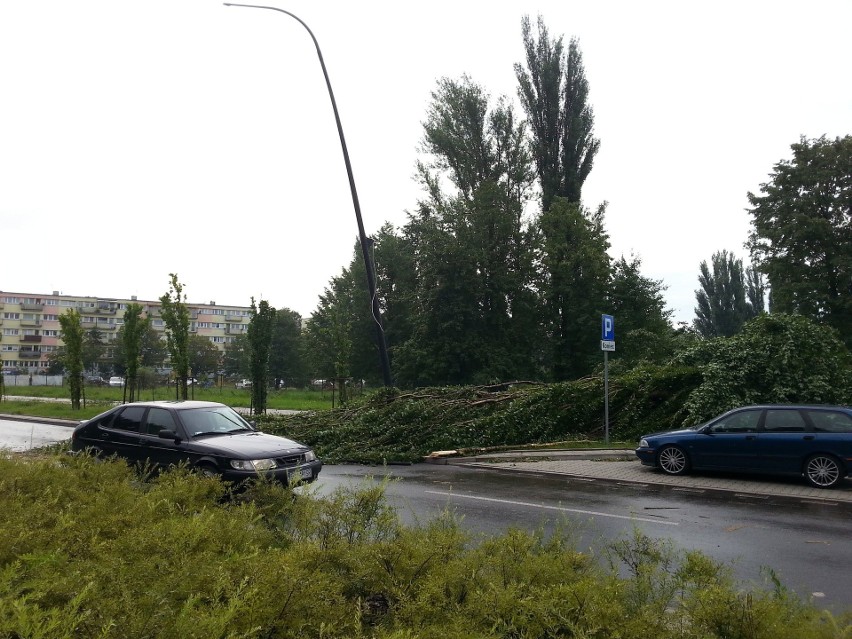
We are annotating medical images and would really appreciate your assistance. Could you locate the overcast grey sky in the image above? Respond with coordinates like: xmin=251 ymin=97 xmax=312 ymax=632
xmin=2 ymin=1 xmax=850 ymax=325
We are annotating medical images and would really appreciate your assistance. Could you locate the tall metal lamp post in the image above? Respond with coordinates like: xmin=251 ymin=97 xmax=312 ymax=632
xmin=224 ymin=3 xmax=393 ymax=387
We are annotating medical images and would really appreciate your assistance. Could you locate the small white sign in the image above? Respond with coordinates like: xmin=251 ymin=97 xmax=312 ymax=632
xmin=601 ymin=340 xmax=615 ymax=352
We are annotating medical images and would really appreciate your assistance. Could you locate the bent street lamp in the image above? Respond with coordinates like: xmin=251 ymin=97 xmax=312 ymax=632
xmin=224 ymin=3 xmax=393 ymax=387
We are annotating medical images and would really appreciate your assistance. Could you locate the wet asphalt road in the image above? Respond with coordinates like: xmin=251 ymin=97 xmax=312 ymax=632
xmin=314 ymin=463 xmax=852 ymax=615
xmin=0 ymin=417 xmax=75 ymax=451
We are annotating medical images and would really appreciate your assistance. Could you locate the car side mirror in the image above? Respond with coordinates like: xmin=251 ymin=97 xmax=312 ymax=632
xmin=158 ymin=429 xmax=181 ymax=442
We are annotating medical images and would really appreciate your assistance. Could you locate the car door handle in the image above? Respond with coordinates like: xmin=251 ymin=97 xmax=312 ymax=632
xmin=745 ymin=435 xmax=757 ymax=440
xmin=803 ymin=435 xmax=815 ymax=441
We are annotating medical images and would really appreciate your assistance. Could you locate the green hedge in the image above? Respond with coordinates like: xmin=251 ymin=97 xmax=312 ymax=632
xmin=1 ymin=454 xmax=847 ymax=638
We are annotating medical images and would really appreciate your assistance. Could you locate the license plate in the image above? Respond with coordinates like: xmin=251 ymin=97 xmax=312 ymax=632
xmin=288 ymin=466 xmax=312 ymax=482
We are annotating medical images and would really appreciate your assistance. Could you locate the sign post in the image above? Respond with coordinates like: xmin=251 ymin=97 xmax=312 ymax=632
xmin=601 ymin=315 xmax=615 ymax=445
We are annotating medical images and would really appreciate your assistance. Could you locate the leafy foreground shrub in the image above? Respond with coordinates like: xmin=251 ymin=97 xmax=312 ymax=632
xmin=0 ymin=453 xmax=849 ymax=639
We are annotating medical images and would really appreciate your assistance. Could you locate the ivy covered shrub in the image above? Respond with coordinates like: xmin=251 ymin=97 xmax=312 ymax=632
xmin=260 ymin=366 xmax=705 ymax=463
xmin=674 ymin=314 xmax=852 ymax=424
xmin=261 ymin=315 xmax=851 ymax=463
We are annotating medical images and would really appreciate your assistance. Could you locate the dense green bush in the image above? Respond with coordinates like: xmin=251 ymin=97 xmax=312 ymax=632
xmin=0 ymin=454 xmax=848 ymax=638
xmin=261 ymin=314 xmax=851 ymax=464
xmin=674 ymin=314 xmax=852 ymax=423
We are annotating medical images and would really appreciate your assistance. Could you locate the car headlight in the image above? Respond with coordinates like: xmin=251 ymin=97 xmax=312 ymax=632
xmin=230 ymin=458 xmax=278 ymax=471
xmin=304 ymin=450 xmax=317 ymax=462
xmin=639 ymin=439 xmax=649 ymax=448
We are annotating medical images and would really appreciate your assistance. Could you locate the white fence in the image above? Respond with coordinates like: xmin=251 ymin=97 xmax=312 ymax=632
xmin=2 ymin=374 xmax=66 ymax=387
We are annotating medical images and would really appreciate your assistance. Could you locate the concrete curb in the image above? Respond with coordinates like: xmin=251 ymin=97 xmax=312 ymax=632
xmin=0 ymin=413 xmax=79 ymax=428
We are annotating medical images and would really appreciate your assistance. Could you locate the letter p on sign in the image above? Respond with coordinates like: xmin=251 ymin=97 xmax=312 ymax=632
xmin=601 ymin=314 xmax=614 ymax=341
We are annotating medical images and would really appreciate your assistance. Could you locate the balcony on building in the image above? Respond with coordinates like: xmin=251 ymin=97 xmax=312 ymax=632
xmin=21 ymin=303 xmax=44 ymax=311
xmin=19 ymin=351 xmax=41 ymax=359
xmin=20 ymin=319 xmax=42 ymax=327
xmin=96 ymin=301 xmax=118 ymax=315
xmin=225 ymin=314 xmax=244 ymax=322
xmin=21 ymin=335 xmax=42 ymax=343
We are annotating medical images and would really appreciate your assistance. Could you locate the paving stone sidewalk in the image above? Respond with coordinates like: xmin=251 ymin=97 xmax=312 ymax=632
xmin=433 ymin=450 xmax=852 ymax=504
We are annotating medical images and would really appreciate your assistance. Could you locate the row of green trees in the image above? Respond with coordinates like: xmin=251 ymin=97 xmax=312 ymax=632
xmin=54 ymin=274 xmax=288 ymax=413
xmin=52 ymin=15 xmax=851 ymax=394
xmin=302 ymin=15 xmax=851 ymax=387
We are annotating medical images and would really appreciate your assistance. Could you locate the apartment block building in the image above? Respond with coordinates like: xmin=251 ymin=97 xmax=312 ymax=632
xmin=0 ymin=290 xmax=252 ymax=374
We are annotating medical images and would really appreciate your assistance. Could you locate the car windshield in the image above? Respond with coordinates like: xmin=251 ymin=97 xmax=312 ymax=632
xmin=179 ymin=406 xmax=255 ymax=437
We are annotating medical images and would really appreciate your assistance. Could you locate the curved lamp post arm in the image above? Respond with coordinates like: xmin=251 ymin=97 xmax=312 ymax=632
xmin=224 ymin=3 xmax=392 ymax=387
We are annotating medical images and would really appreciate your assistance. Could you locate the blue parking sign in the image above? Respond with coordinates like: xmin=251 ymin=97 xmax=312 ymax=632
xmin=601 ymin=314 xmax=615 ymax=341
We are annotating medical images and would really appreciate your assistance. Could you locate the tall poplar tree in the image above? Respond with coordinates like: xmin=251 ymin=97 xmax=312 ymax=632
xmin=58 ymin=309 xmax=85 ymax=409
xmin=515 ymin=15 xmax=599 ymax=211
xmin=694 ymin=250 xmax=764 ymax=338
xmin=159 ymin=273 xmax=190 ymax=400
xmin=247 ymin=298 xmax=275 ymax=414
xmin=122 ymin=303 xmax=149 ymax=402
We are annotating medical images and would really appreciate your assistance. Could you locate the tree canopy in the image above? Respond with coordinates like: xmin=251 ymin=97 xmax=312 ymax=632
xmin=747 ymin=135 xmax=851 ymax=347
xmin=515 ymin=15 xmax=599 ymax=210
xmin=694 ymin=250 xmax=764 ymax=338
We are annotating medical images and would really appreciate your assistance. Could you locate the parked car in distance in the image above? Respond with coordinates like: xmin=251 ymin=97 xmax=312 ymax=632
xmin=635 ymin=405 xmax=852 ymax=488
xmin=108 ymin=376 xmax=124 ymax=387
xmin=235 ymin=379 xmax=252 ymax=389
xmin=86 ymin=375 xmax=107 ymax=386
xmin=70 ymin=400 xmax=322 ymax=485
xmin=169 ymin=378 xmax=198 ymax=385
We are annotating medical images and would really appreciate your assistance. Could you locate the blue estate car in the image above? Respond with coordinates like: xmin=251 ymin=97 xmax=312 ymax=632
xmin=635 ymin=405 xmax=852 ymax=488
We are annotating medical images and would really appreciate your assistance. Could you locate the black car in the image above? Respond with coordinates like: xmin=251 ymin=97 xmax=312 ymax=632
xmin=71 ymin=400 xmax=322 ymax=485
xmin=635 ymin=404 xmax=852 ymax=488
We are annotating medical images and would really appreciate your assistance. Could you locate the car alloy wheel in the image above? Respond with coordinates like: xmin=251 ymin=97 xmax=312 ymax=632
xmin=657 ymin=445 xmax=690 ymax=476
xmin=196 ymin=463 xmax=219 ymax=479
xmin=804 ymin=454 xmax=842 ymax=489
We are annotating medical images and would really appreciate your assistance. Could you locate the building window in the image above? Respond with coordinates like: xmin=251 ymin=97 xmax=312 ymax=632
xmin=3 ymin=313 xmax=20 ymax=320
xmin=211 ymin=336 xmax=225 ymax=343
xmin=1 ymin=297 xmax=20 ymax=304
xmin=43 ymin=330 xmax=59 ymax=337
xmin=3 ymin=329 xmax=19 ymax=336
